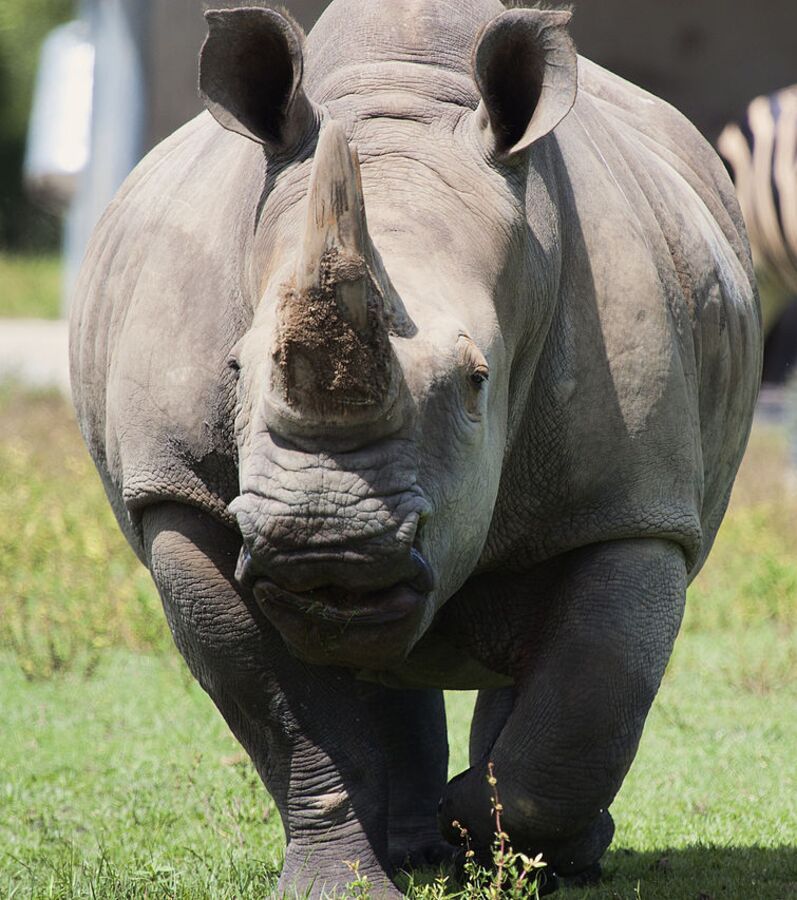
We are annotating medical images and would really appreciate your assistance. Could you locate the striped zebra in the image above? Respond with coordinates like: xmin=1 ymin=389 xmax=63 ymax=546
xmin=718 ymin=85 xmax=797 ymax=334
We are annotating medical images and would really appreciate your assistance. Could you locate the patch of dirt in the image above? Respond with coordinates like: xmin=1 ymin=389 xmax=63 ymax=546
xmin=275 ymin=248 xmax=392 ymax=413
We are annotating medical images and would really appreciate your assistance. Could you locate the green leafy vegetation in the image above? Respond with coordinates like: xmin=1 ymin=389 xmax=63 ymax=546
xmin=1 ymin=385 xmax=795 ymax=897
xmin=0 ymin=253 xmax=62 ymax=318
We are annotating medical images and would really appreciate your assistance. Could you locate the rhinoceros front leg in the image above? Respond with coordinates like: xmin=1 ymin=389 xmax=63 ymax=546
xmin=141 ymin=502 xmax=446 ymax=898
xmin=439 ymin=538 xmax=686 ymax=879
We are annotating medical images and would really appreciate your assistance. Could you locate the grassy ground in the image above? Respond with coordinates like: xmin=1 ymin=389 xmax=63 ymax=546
xmin=0 ymin=253 xmax=61 ymax=319
xmin=1 ymin=386 xmax=795 ymax=898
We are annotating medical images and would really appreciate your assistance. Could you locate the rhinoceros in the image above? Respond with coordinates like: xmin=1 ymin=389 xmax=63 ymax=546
xmin=70 ymin=0 xmax=761 ymax=895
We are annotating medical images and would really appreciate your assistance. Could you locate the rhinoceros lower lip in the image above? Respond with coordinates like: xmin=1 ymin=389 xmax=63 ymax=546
xmin=253 ymin=579 xmax=427 ymax=626
xmin=239 ymin=544 xmax=433 ymax=598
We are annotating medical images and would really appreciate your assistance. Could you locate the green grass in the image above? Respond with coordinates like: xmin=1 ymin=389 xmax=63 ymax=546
xmin=1 ymin=637 xmax=794 ymax=899
xmin=0 ymin=385 xmax=171 ymax=678
xmin=0 ymin=253 xmax=61 ymax=318
xmin=1 ymin=385 xmax=795 ymax=898
xmin=1 ymin=652 xmax=283 ymax=899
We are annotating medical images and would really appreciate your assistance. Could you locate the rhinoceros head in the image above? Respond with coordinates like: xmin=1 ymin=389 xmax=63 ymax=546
xmin=199 ymin=1 xmax=577 ymax=670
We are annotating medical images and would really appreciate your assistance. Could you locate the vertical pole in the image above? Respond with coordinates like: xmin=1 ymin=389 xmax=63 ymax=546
xmin=63 ymin=0 xmax=148 ymax=312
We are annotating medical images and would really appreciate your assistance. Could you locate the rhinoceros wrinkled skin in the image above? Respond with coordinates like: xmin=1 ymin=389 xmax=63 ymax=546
xmin=70 ymin=0 xmax=761 ymax=895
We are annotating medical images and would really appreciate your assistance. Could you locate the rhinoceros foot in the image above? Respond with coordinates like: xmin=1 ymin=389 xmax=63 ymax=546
xmin=388 ymin=824 xmax=460 ymax=873
xmin=559 ymin=860 xmax=602 ymax=887
xmin=543 ymin=810 xmax=614 ymax=878
xmin=277 ymin=850 xmax=403 ymax=900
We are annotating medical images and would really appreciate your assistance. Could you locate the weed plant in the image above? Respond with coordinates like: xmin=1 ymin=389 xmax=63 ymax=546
xmin=343 ymin=765 xmax=548 ymax=899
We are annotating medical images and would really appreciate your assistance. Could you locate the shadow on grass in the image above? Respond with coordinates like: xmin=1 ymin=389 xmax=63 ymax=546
xmin=568 ymin=844 xmax=797 ymax=899
xmin=400 ymin=845 xmax=796 ymax=898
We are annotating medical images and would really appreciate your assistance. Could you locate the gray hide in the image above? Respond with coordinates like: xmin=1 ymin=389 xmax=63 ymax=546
xmin=70 ymin=0 xmax=761 ymax=896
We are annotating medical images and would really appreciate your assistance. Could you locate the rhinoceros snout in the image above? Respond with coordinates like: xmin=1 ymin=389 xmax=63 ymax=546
xmin=231 ymin=500 xmax=435 ymax=668
xmin=228 ymin=436 xmax=434 ymax=664
xmin=231 ymin=497 xmax=430 ymax=595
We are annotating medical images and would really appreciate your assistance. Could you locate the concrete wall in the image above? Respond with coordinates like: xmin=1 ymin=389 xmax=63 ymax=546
xmin=569 ymin=0 xmax=797 ymax=141
xmin=145 ymin=0 xmax=331 ymax=149
xmin=145 ymin=0 xmax=205 ymax=149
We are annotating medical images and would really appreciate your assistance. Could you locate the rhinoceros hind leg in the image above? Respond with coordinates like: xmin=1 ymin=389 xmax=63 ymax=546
xmin=368 ymin=688 xmax=453 ymax=873
xmin=535 ymin=859 xmax=603 ymax=897
xmin=561 ymin=858 xmax=603 ymax=887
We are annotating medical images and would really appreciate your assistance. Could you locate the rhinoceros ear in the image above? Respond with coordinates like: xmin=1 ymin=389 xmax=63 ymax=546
xmin=199 ymin=7 xmax=318 ymax=152
xmin=473 ymin=8 xmax=578 ymax=159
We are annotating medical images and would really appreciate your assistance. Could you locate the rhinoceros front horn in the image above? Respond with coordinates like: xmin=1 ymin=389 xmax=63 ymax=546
xmin=275 ymin=121 xmax=394 ymax=421
xmin=296 ymin=121 xmax=371 ymax=331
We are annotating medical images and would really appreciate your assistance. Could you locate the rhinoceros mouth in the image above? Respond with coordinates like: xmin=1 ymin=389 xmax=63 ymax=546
xmin=251 ymin=546 xmax=433 ymax=624
xmin=249 ymin=548 xmax=435 ymax=668
xmin=253 ymin=578 xmax=426 ymax=626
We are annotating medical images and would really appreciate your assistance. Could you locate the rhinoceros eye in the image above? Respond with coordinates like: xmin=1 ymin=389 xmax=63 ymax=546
xmin=469 ymin=366 xmax=489 ymax=389
xmin=227 ymin=356 xmax=241 ymax=376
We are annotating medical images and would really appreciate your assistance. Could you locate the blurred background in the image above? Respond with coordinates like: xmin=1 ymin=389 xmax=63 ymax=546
xmin=1 ymin=2 xmax=795 ymax=898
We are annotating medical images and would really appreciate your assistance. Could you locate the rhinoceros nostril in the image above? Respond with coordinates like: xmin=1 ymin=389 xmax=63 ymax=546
xmin=409 ymin=547 xmax=434 ymax=594
xmin=235 ymin=545 xmax=257 ymax=587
